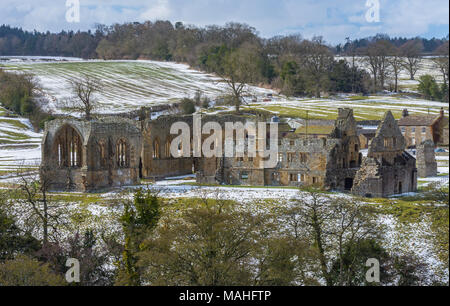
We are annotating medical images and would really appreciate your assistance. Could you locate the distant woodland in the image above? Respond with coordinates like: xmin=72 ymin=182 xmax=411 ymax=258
xmin=1 ymin=22 xmax=449 ymax=100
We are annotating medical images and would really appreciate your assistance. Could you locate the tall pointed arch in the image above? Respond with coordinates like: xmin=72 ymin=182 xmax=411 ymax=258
xmin=53 ymin=124 xmax=83 ymax=168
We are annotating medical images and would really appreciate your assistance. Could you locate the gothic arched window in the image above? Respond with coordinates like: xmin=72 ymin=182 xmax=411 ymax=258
xmin=99 ymin=140 xmax=107 ymax=167
xmin=153 ymin=139 xmax=160 ymax=159
xmin=165 ymin=138 xmax=171 ymax=158
xmin=54 ymin=125 xmax=83 ymax=168
xmin=117 ymin=139 xmax=128 ymax=168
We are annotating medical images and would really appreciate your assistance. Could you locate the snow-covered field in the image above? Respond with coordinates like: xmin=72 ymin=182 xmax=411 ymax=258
xmin=1 ymin=56 xmax=274 ymax=114
xmin=0 ymin=56 xmax=448 ymax=179
xmin=337 ymin=56 xmax=445 ymax=91
xmin=1 ymin=56 xmax=447 ymax=119
xmin=0 ymin=56 xmax=448 ymax=285
xmin=0 ymin=106 xmax=42 ymax=174
xmin=244 ymin=94 xmax=448 ymax=121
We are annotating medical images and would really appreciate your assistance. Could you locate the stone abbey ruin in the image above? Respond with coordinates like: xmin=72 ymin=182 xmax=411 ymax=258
xmin=41 ymin=108 xmax=420 ymax=198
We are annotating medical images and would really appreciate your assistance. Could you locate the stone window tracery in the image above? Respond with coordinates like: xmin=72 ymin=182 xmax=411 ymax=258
xmin=117 ymin=139 xmax=129 ymax=168
xmin=165 ymin=139 xmax=171 ymax=158
xmin=153 ymin=139 xmax=160 ymax=159
xmin=54 ymin=125 xmax=82 ymax=168
xmin=99 ymin=141 xmax=107 ymax=167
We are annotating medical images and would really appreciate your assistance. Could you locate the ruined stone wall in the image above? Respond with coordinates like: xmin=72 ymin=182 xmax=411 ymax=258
xmin=368 ymin=112 xmax=407 ymax=165
xmin=141 ymin=110 xmax=362 ymax=189
xmin=42 ymin=118 xmax=141 ymax=192
xmin=416 ymin=140 xmax=438 ymax=177
xmin=42 ymin=109 xmax=416 ymax=197
xmin=142 ymin=115 xmax=194 ymax=179
xmin=353 ymin=111 xmax=417 ymax=197
xmin=351 ymin=158 xmax=383 ymax=197
xmin=352 ymin=155 xmax=417 ymax=198
xmin=219 ymin=108 xmax=362 ymax=190
xmin=143 ymin=114 xmax=268 ymax=182
xmin=443 ymin=127 xmax=449 ymax=146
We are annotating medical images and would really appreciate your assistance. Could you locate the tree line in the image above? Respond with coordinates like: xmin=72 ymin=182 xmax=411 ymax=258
xmin=0 ymin=68 xmax=54 ymax=129
xmin=1 ymin=23 xmax=449 ymax=102
xmin=1 ymin=168 xmax=448 ymax=286
xmin=345 ymin=35 xmax=449 ymax=101
xmin=0 ymin=25 xmax=101 ymax=58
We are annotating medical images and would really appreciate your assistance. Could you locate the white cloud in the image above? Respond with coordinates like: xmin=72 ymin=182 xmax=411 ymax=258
xmin=139 ymin=0 xmax=172 ymax=21
xmin=381 ymin=0 xmax=449 ymax=37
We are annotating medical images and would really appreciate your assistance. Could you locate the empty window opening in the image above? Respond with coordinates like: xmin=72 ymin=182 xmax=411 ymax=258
xmin=299 ymin=153 xmax=307 ymax=163
xmin=117 ymin=139 xmax=128 ymax=168
xmin=287 ymin=153 xmax=295 ymax=163
xmin=54 ymin=125 xmax=82 ymax=168
xmin=344 ymin=178 xmax=354 ymax=191
xmin=99 ymin=141 xmax=107 ymax=167
xmin=165 ymin=140 xmax=171 ymax=158
xmin=289 ymin=173 xmax=297 ymax=181
xmin=278 ymin=153 xmax=283 ymax=163
xmin=272 ymin=172 xmax=280 ymax=182
xmin=153 ymin=139 xmax=160 ymax=159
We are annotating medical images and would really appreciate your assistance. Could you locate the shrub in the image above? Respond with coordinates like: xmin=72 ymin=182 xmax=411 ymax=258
xmin=417 ymin=75 xmax=447 ymax=102
xmin=180 ymin=98 xmax=196 ymax=114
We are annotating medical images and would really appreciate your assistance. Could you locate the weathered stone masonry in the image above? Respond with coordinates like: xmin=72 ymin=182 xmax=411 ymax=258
xmin=42 ymin=117 xmax=141 ymax=192
xmin=351 ymin=111 xmax=417 ymax=198
xmin=41 ymin=109 xmax=418 ymax=198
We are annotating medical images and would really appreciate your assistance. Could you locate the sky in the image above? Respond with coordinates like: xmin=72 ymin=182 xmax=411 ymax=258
xmin=1 ymin=0 xmax=448 ymax=44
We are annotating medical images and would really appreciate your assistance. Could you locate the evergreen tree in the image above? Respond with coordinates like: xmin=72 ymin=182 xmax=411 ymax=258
xmin=116 ymin=189 xmax=161 ymax=285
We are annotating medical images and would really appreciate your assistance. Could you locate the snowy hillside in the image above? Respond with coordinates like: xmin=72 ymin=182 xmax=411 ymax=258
xmin=0 ymin=57 xmax=448 ymax=179
xmin=1 ymin=57 xmax=274 ymax=114
xmin=0 ymin=106 xmax=42 ymax=176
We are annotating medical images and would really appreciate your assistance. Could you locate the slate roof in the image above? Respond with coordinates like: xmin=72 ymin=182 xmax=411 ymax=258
xmin=397 ymin=114 xmax=440 ymax=127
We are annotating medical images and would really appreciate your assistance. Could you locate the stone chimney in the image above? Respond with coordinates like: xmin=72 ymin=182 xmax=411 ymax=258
xmin=402 ymin=109 xmax=409 ymax=118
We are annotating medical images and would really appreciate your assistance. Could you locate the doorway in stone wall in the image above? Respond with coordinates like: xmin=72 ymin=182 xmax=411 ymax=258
xmin=139 ymin=158 xmax=143 ymax=179
xmin=344 ymin=178 xmax=354 ymax=191
xmin=398 ymin=181 xmax=403 ymax=194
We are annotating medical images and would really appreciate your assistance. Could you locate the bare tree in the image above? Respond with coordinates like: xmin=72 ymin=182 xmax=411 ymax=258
xmin=330 ymin=198 xmax=381 ymax=286
xmin=210 ymin=43 xmax=261 ymax=113
xmin=362 ymin=39 xmax=394 ymax=92
xmin=300 ymin=37 xmax=334 ymax=98
xmin=65 ymin=74 xmax=103 ymax=120
xmin=283 ymin=189 xmax=335 ymax=285
xmin=10 ymin=166 xmax=68 ymax=245
xmin=432 ymin=41 xmax=449 ymax=85
xmin=285 ymin=189 xmax=381 ymax=286
xmin=387 ymin=46 xmax=404 ymax=92
xmin=400 ymin=39 xmax=423 ymax=80
xmin=345 ymin=37 xmax=358 ymax=93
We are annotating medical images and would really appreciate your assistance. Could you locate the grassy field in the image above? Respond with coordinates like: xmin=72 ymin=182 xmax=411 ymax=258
xmin=0 ymin=106 xmax=42 ymax=174
xmin=1 ymin=59 xmax=236 ymax=113
xmin=0 ymin=57 xmax=448 ymax=177
xmin=1 ymin=57 xmax=448 ymax=120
